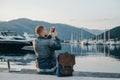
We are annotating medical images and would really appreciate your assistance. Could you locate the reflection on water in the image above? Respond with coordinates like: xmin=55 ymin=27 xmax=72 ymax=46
xmin=0 ymin=44 xmax=120 ymax=73
xmin=56 ymin=44 xmax=120 ymax=60
xmin=0 ymin=50 xmax=35 ymax=62
xmin=0 ymin=44 xmax=120 ymax=60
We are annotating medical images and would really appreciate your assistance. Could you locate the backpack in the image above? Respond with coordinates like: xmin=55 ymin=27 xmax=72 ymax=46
xmin=56 ymin=52 xmax=75 ymax=77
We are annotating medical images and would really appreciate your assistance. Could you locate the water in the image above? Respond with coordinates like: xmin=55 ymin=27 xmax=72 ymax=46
xmin=0 ymin=44 xmax=120 ymax=73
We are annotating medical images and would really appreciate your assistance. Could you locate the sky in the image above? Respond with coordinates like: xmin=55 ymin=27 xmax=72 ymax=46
xmin=0 ymin=0 xmax=120 ymax=30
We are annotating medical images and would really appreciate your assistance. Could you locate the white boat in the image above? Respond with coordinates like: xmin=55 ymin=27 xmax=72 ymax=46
xmin=23 ymin=32 xmax=36 ymax=41
xmin=0 ymin=31 xmax=31 ymax=51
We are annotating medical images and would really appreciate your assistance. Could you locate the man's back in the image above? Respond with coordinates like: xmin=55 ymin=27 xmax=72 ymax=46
xmin=34 ymin=36 xmax=61 ymax=69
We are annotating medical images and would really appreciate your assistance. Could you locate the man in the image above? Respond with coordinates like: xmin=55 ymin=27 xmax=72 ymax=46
xmin=33 ymin=26 xmax=61 ymax=73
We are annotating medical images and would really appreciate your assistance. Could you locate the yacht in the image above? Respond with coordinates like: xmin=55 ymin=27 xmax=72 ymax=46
xmin=0 ymin=31 xmax=31 ymax=51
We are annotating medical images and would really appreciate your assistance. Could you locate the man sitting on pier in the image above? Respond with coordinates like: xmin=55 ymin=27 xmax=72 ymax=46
xmin=33 ymin=26 xmax=61 ymax=74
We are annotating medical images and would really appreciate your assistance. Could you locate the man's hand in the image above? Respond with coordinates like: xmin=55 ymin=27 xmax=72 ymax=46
xmin=53 ymin=31 xmax=57 ymax=37
xmin=49 ymin=27 xmax=57 ymax=36
xmin=49 ymin=27 xmax=53 ymax=36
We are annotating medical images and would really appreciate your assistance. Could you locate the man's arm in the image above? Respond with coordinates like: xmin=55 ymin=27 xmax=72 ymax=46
xmin=46 ymin=27 xmax=54 ymax=39
xmin=46 ymin=34 xmax=52 ymax=39
xmin=32 ymin=40 xmax=39 ymax=57
xmin=48 ymin=36 xmax=61 ymax=50
xmin=48 ymin=30 xmax=61 ymax=50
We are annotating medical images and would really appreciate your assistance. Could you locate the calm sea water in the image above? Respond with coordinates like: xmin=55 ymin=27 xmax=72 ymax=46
xmin=0 ymin=44 xmax=120 ymax=73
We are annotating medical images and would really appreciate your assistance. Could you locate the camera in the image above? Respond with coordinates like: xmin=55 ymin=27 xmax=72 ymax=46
xmin=52 ymin=27 xmax=55 ymax=32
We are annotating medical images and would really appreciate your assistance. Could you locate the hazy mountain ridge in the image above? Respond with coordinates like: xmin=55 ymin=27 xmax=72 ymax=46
xmin=0 ymin=18 xmax=95 ymax=40
xmin=82 ymin=28 xmax=106 ymax=35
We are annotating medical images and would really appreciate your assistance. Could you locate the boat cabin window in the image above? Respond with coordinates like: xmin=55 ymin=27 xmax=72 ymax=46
xmin=0 ymin=31 xmax=17 ymax=36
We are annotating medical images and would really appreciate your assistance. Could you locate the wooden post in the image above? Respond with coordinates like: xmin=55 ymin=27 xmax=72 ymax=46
xmin=7 ymin=59 xmax=10 ymax=71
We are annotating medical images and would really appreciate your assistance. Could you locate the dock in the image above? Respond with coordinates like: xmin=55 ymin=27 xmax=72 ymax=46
xmin=0 ymin=68 xmax=120 ymax=80
xmin=0 ymin=55 xmax=120 ymax=80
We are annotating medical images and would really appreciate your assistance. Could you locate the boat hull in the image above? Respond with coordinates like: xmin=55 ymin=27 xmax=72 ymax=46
xmin=0 ymin=41 xmax=31 ymax=52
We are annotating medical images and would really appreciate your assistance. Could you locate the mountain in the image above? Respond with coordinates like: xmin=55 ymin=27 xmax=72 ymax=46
xmin=110 ymin=26 xmax=120 ymax=40
xmin=97 ymin=26 xmax=120 ymax=40
xmin=82 ymin=28 xmax=106 ymax=35
xmin=0 ymin=18 xmax=95 ymax=40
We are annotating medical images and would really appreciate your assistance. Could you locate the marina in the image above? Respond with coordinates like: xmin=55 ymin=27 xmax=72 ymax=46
xmin=0 ymin=30 xmax=120 ymax=75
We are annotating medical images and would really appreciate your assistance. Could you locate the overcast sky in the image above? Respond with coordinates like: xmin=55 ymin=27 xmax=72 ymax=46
xmin=0 ymin=0 xmax=120 ymax=30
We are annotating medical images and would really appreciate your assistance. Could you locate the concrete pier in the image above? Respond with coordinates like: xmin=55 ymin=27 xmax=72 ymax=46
xmin=0 ymin=68 xmax=120 ymax=80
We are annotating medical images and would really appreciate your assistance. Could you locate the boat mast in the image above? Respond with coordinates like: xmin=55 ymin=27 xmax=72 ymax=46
xmin=108 ymin=30 xmax=110 ymax=42
xmin=71 ymin=32 xmax=73 ymax=41
xmin=104 ymin=31 xmax=106 ymax=42
xmin=81 ymin=28 xmax=82 ymax=41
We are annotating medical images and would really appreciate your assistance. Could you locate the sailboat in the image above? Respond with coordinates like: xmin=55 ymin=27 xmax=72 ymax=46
xmin=70 ymin=32 xmax=77 ymax=44
xmin=96 ymin=34 xmax=103 ymax=45
xmin=103 ymin=30 xmax=115 ymax=45
xmin=79 ymin=29 xmax=88 ymax=45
